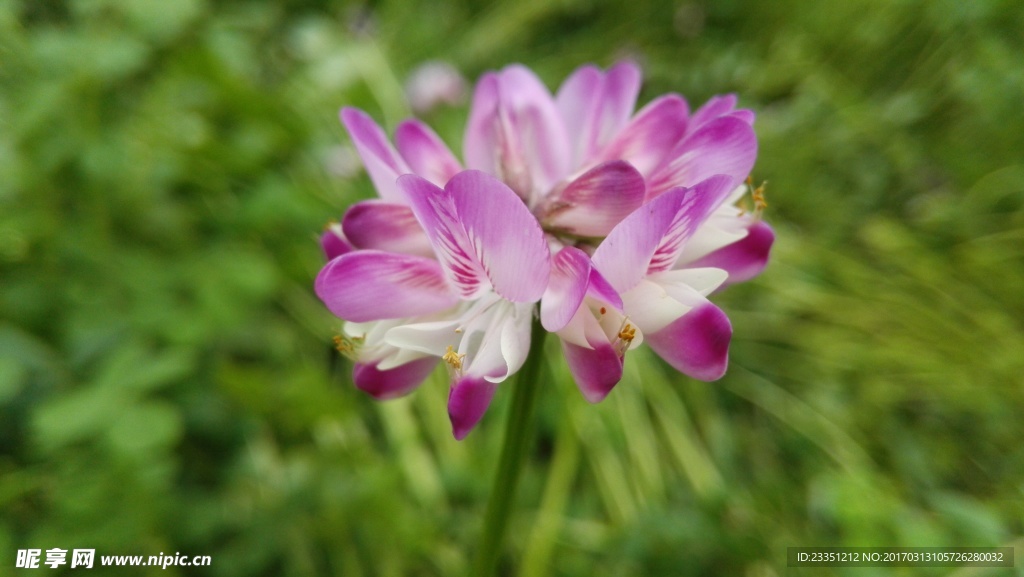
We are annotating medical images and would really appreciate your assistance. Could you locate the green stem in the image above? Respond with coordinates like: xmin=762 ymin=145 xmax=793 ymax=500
xmin=473 ymin=320 xmax=548 ymax=577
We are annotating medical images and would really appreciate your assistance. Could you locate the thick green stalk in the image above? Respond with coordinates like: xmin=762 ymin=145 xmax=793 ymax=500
xmin=473 ymin=320 xmax=548 ymax=576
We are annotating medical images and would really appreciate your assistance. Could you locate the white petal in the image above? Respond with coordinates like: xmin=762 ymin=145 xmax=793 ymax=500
xmin=620 ymin=279 xmax=691 ymax=334
xmin=648 ymin=267 xmax=729 ymax=298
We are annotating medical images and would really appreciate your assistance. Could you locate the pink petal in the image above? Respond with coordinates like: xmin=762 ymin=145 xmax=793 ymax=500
xmin=464 ymin=66 xmax=571 ymax=200
xmin=556 ymin=61 xmax=642 ymax=166
xmin=341 ymin=200 xmax=434 ymax=257
xmin=320 ymin=224 xmax=354 ymax=260
xmin=561 ymin=340 xmax=624 ymax=403
xmin=648 ymin=116 xmax=758 ymax=199
xmin=340 ymin=108 xmax=410 ymax=203
xmin=315 ymin=250 xmax=458 ymax=322
xmin=690 ymin=221 xmax=774 ymax=285
xmin=498 ymin=65 xmax=572 ymax=192
xmin=448 ymin=376 xmax=498 ymax=440
xmin=592 ymin=175 xmax=734 ymax=293
xmin=353 ymin=357 xmax=438 ymax=400
xmin=645 ymin=301 xmax=732 ymax=381
xmin=400 ymin=171 xmax=550 ymax=303
xmin=728 ymin=109 xmax=755 ymax=125
xmin=541 ymin=247 xmax=592 ymax=332
xmin=463 ymin=73 xmax=502 ymax=177
xmin=542 ymin=160 xmax=646 ymax=237
xmin=687 ymin=94 xmax=737 ymax=132
xmin=542 ymin=247 xmax=623 ymax=332
xmin=594 ymin=95 xmax=689 ymax=177
xmin=586 ymin=264 xmax=623 ymax=309
xmin=394 ymin=119 xmax=462 ymax=187
xmin=398 ymin=174 xmax=491 ymax=299
xmin=596 ymin=61 xmax=644 ymax=148
xmin=555 ymin=64 xmax=602 ymax=166
xmin=647 ymin=175 xmax=736 ymax=273
xmin=447 ymin=171 xmax=550 ymax=301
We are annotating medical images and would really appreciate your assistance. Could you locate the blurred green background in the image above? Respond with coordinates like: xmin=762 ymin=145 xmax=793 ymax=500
xmin=2 ymin=0 xmax=1023 ymax=575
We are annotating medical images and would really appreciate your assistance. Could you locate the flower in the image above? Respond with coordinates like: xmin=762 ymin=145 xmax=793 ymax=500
xmin=317 ymin=170 xmax=551 ymax=439
xmin=316 ymin=60 xmax=773 ymax=438
xmin=465 ymin=61 xmax=758 ymax=212
xmin=405 ymin=60 xmax=467 ymax=114
xmin=589 ymin=175 xmax=738 ymax=381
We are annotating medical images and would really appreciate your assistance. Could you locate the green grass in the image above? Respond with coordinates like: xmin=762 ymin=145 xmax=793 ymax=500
xmin=2 ymin=0 xmax=1023 ymax=575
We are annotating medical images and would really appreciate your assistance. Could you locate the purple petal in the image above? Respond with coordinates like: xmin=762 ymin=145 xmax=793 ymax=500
xmin=728 ymin=109 xmax=755 ymax=125
xmin=555 ymin=64 xmax=602 ymax=166
xmin=561 ymin=340 xmax=624 ymax=403
xmin=646 ymin=176 xmax=736 ymax=273
xmin=340 ymin=108 xmax=410 ymax=203
xmin=315 ymin=250 xmax=458 ymax=322
xmin=594 ymin=95 xmax=689 ymax=177
xmin=691 ymin=221 xmax=774 ymax=285
xmin=542 ymin=160 xmax=646 ymax=237
xmin=464 ymin=66 xmax=571 ymax=200
xmin=447 ymin=171 xmax=550 ymax=301
xmin=541 ymin=247 xmax=592 ymax=332
xmin=596 ymin=61 xmax=644 ymax=146
xmin=341 ymin=200 xmax=434 ymax=257
xmin=648 ymin=116 xmax=758 ymax=198
xmin=498 ymin=65 xmax=572 ymax=192
xmin=687 ymin=94 xmax=737 ymax=132
xmin=586 ymin=264 xmax=622 ymax=309
xmin=464 ymin=73 xmax=502 ymax=176
xmin=405 ymin=60 xmax=467 ymax=113
xmin=541 ymin=246 xmax=623 ymax=332
xmin=448 ymin=376 xmax=498 ymax=440
xmin=592 ymin=175 xmax=734 ymax=293
xmin=394 ymin=119 xmax=462 ymax=187
xmin=398 ymin=174 xmax=491 ymax=299
xmin=646 ymin=301 xmax=732 ymax=381
xmin=556 ymin=61 xmax=642 ymax=166
xmin=353 ymin=357 xmax=438 ymax=400
xmin=400 ymin=171 xmax=550 ymax=302
xmin=321 ymin=224 xmax=354 ymax=260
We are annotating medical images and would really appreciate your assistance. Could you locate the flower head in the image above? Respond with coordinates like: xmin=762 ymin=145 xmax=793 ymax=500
xmin=315 ymin=61 xmax=773 ymax=438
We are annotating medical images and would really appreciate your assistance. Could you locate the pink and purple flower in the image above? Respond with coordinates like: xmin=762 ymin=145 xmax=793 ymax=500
xmin=316 ymin=61 xmax=773 ymax=438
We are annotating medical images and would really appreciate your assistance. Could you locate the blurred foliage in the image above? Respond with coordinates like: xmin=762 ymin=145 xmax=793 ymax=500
xmin=2 ymin=0 xmax=1023 ymax=575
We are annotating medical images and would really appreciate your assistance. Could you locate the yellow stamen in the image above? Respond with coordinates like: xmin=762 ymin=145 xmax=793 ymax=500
xmin=332 ymin=333 xmax=365 ymax=360
xmin=740 ymin=177 xmax=768 ymax=217
xmin=752 ymin=180 xmax=768 ymax=211
xmin=442 ymin=345 xmax=466 ymax=371
xmin=612 ymin=318 xmax=637 ymax=358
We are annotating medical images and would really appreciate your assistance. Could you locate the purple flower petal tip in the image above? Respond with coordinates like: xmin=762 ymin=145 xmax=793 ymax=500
xmin=315 ymin=250 xmax=458 ymax=322
xmin=320 ymin=226 xmax=353 ymax=260
xmin=562 ymin=341 xmax=623 ymax=403
xmin=647 ymin=303 xmax=732 ymax=381
xmin=544 ymin=160 xmax=646 ymax=237
xmin=448 ymin=376 xmax=498 ymax=440
xmin=339 ymin=107 xmax=410 ymax=203
xmin=694 ymin=221 xmax=775 ymax=285
xmin=353 ymin=358 xmax=438 ymax=400
xmin=341 ymin=200 xmax=433 ymax=257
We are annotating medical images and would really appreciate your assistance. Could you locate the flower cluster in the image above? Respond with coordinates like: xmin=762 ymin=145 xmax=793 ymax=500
xmin=316 ymin=61 xmax=773 ymax=439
